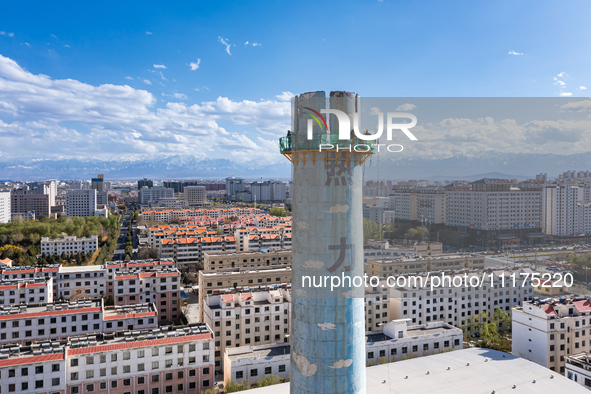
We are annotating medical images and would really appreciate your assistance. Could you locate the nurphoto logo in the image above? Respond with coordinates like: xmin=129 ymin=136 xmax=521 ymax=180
xmin=304 ymin=107 xmax=418 ymax=152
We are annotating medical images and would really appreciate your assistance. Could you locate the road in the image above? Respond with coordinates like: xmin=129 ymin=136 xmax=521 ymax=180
xmin=111 ymin=206 xmax=138 ymax=261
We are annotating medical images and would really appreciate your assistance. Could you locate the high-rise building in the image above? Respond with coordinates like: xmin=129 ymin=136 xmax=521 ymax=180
xmin=66 ymin=189 xmax=97 ymax=217
xmin=91 ymin=174 xmax=105 ymax=192
xmin=139 ymin=187 xmax=174 ymax=205
xmin=389 ymin=187 xmax=446 ymax=224
xmin=163 ymin=180 xmax=184 ymax=193
xmin=137 ymin=178 xmax=154 ymax=190
xmin=282 ymin=91 xmax=371 ymax=394
xmin=542 ymin=184 xmax=591 ymax=236
xmin=0 ymin=191 xmax=10 ymax=223
xmin=184 ymin=186 xmax=206 ymax=206
xmin=225 ymin=177 xmax=245 ymax=198
xmin=11 ymin=192 xmax=51 ymax=218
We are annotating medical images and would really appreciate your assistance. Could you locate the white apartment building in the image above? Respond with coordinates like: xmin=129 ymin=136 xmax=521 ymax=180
xmin=41 ymin=235 xmax=99 ymax=257
xmin=389 ymin=188 xmax=446 ymax=224
xmin=203 ymin=287 xmax=291 ymax=371
xmin=0 ymin=301 xmax=158 ymax=346
xmin=140 ymin=187 xmax=174 ymax=206
xmin=365 ymin=280 xmax=391 ymax=332
xmin=66 ymin=190 xmax=97 ymax=217
xmin=390 ymin=269 xmax=535 ymax=330
xmin=57 ymin=265 xmax=107 ymax=300
xmin=513 ymin=297 xmax=591 ymax=374
xmin=223 ymin=319 xmax=463 ymax=386
xmin=446 ymin=180 xmax=542 ymax=242
xmin=565 ymin=352 xmax=591 ymax=389
xmin=0 ymin=344 xmax=67 ymax=394
xmin=0 ymin=323 xmax=215 ymax=394
xmin=0 ymin=277 xmax=53 ymax=305
xmin=543 ymin=184 xmax=591 ymax=236
xmin=0 ymin=191 xmax=10 ymax=223
xmin=184 ymin=186 xmax=207 ymax=206
xmin=250 ymin=181 xmax=286 ymax=202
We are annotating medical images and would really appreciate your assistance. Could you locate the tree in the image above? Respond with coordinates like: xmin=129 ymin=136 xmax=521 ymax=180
xmin=479 ymin=322 xmax=501 ymax=346
xmin=104 ymin=296 xmax=115 ymax=306
xmin=137 ymin=247 xmax=159 ymax=260
xmin=363 ymin=219 xmax=381 ymax=243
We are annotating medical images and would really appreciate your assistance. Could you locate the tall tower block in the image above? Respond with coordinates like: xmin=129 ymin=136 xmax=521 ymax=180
xmin=280 ymin=91 xmax=374 ymax=394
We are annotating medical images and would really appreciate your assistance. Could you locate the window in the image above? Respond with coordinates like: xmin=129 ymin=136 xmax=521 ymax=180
xmin=123 ymin=365 xmax=131 ymax=373
xmin=71 ymin=372 xmax=79 ymax=381
xmin=138 ymin=350 xmax=145 ymax=358
xmin=123 ymin=379 xmax=131 ymax=387
xmin=123 ymin=351 xmax=130 ymax=360
xmin=86 ymin=384 xmax=95 ymax=392
xmin=87 ymin=356 xmax=94 ymax=365
xmin=71 ymin=387 xmax=79 ymax=394
xmin=152 ymin=362 xmax=159 ymax=370
xmin=111 ymin=381 xmax=118 ymax=389
xmin=35 ymin=365 xmax=44 ymax=374
xmin=52 ymin=377 xmax=60 ymax=386
xmin=86 ymin=370 xmax=95 ymax=379
xmin=251 ymin=369 xmax=258 ymax=377
xmin=279 ymin=364 xmax=286 ymax=372
xmin=152 ymin=375 xmax=160 ymax=383
xmin=138 ymin=377 xmax=145 ymax=385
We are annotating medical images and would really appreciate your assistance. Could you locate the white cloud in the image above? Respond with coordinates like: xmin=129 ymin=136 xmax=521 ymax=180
xmin=8 ymin=33 xmax=14 ymax=37
xmin=244 ymin=41 xmax=249 ymax=45
xmin=145 ymin=31 xmax=153 ymax=35
xmin=63 ymin=44 xmax=70 ymax=48
xmin=218 ymin=36 xmax=232 ymax=55
xmin=0 ymin=54 xmax=293 ymax=163
xmin=252 ymin=43 xmax=261 ymax=47
xmin=153 ymin=64 xmax=166 ymax=69
xmin=124 ymin=76 xmax=134 ymax=80
xmin=162 ymin=93 xmax=188 ymax=100
xmin=188 ymin=58 xmax=201 ymax=71
xmin=159 ymin=71 xmax=167 ymax=81
xmin=554 ymin=78 xmax=566 ymax=86
xmin=508 ymin=50 xmax=523 ymax=55
xmin=276 ymin=91 xmax=294 ymax=101
xmin=558 ymin=72 xmax=567 ymax=77
xmin=396 ymin=103 xmax=417 ymax=111
xmin=559 ymin=92 xmax=573 ymax=97
xmin=581 ymin=86 xmax=587 ymax=90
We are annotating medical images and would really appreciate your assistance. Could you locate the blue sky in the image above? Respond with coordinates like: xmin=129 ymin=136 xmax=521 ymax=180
xmin=0 ymin=0 xmax=590 ymax=164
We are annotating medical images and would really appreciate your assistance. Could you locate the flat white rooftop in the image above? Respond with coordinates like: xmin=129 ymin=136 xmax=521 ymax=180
xmin=241 ymin=348 xmax=589 ymax=393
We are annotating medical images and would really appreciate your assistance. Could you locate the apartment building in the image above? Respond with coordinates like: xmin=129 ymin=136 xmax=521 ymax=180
xmin=0 ymin=323 xmax=214 ymax=394
xmin=365 ymin=280 xmax=391 ymax=332
xmin=112 ymin=267 xmax=181 ymax=323
xmin=41 ymin=235 xmax=99 ymax=257
xmin=11 ymin=192 xmax=51 ymax=218
xmin=203 ymin=287 xmax=291 ymax=371
xmin=363 ymin=241 xmax=443 ymax=264
xmin=141 ymin=207 xmax=262 ymax=223
xmin=57 ymin=266 xmax=107 ymax=300
xmin=543 ymin=184 xmax=591 ymax=236
xmin=513 ymin=297 xmax=591 ymax=374
xmin=223 ymin=319 xmax=462 ymax=386
xmin=139 ymin=187 xmax=174 ymax=206
xmin=66 ymin=190 xmax=97 ymax=217
xmin=390 ymin=268 xmax=535 ymax=329
xmin=0 ymin=191 xmax=10 ymax=223
xmin=366 ymin=253 xmax=485 ymax=277
xmin=445 ymin=179 xmax=543 ymax=243
xmin=0 ymin=343 xmax=67 ymax=394
xmin=0 ymin=300 xmax=157 ymax=346
xmin=184 ymin=186 xmax=207 ymax=206
xmin=203 ymin=249 xmax=291 ymax=273
xmin=389 ymin=187 xmax=446 ymax=224
xmin=1 ymin=265 xmax=61 ymax=299
xmin=565 ymin=352 xmax=591 ymax=389
xmin=0 ymin=277 xmax=53 ymax=305
xmin=197 ymin=267 xmax=292 ymax=321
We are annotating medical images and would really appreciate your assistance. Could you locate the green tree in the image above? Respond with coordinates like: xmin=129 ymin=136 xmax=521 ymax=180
xmin=363 ymin=219 xmax=381 ymax=243
xmin=479 ymin=322 xmax=501 ymax=346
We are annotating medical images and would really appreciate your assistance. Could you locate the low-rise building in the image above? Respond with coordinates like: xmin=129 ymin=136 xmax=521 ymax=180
xmin=41 ymin=235 xmax=99 ymax=257
xmin=566 ymin=352 xmax=591 ymax=389
xmin=0 ymin=322 xmax=215 ymax=394
xmin=223 ymin=319 xmax=463 ymax=386
xmin=513 ymin=297 xmax=591 ymax=374
xmin=57 ymin=265 xmax=106 ymax=300
xmin=197 ymin=267 xmax=292 ymax=321
xmin=203 ymin=249 xmax=291 ymax=272
xmin=0 ymin=300 xmax=158 ymax=346
xmin=0 ymin=277 xmax=53 ymax=305
xmin=367 ymin=252 xmax=485 ymax=276
xmin=203 ymin=286 xmax=291 ymax=372
xmin=390 ymin=268 xmax=535 ymax=329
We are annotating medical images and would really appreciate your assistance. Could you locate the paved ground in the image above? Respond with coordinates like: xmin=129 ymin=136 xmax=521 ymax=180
xmin=184 ymin=291 xmax=200 ymax=324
